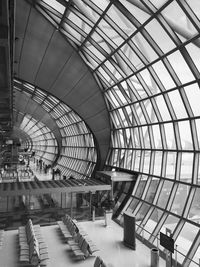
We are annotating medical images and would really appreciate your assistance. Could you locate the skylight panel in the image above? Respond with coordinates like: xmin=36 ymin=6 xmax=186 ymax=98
xmin=184 ymin=83 xmax=200 ymax=116
xmin=108 ymin=2 xmax=138 ymax=36
xmin=187 ymin=0 xmax=200 ymax=19
xmin=35 ymin=88 xmax=46 ymax=97
xmin=48 ymin=95 xmax=59 ymax=105
xmin=42 ymin=0 xmax=65 ymax=14
xmin=117 ymin=43 xmax=144 ymax=72
xmin=63 ymin=22 xmax=86 ymax=43
xmin=33 ymin=96 xmax=43 ymax=104
xmin=149 ymin=0 xmax=168 ymax=9
xmin=68 ymin=12 xmax=92 ymax=35
xmin=73 ymin=0 xmax=100 ymax=24
xmin=145 ymin=19 xmax=176 ymax=53
xmin=151 ymin=61 xmax=176 ymax=91
xmin=167 ymin=50 xmax=195 ymax=84
xmin=131 ymin=33 xmax=159 ymax=62
xmin=24 ymin=83 xmax=35 ymax=92
xmin=89 ymin=0 xmax=110 ymax=12
xmin=162 ymin=1 xmax=198 ymax=37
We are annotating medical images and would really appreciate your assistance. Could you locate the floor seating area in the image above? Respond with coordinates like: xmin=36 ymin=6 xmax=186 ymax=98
xmin=0 ymin=220 xmax=167 ymax=267
xmin=18 ymin=219 xmax=49 ymax=266
xmin=58 ymin=214 xmax=99 ymax=260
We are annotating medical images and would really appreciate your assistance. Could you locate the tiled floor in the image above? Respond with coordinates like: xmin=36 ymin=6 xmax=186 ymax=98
xmin=0 ymin=219 xmax=166 ymax=267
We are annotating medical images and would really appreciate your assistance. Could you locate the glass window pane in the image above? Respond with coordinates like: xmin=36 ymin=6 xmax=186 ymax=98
xmin=140 ymin=68 xmax=161 ymax=94
xmin=186 ymin=0 xmax=200 ymax=18
xmin=149 ymin=0 xmax=169 ymax=9
xmin=167 ymin=51 xmax=195 ymax=84
xmin=129 ymin=76 xmax=147 ymax=99
xmin=141 ymin=126 xmax=151 ymax=148
xmin=195 ymin=119 xmax=200 ymax=148
xmin=176 ymin=223 xmax=199 ymax=264
xmin=192 ymin=244 xmax=200 ymax=267
xmin=165 ymin=152 xmax=177 ymax=179
xmin=155 ymin=95 xmax=171 ymax=121
xmin=119 ymin=44 xmax=144 ymax=73
xmin=126 ymin=198 xmax=140 ymax=214
xmin=186 ymin=42 xmax=200 ymax=73
xmin=145 ymin=19 xmax=176 ymax=53
xmin=135 ymin=175 xmax=148 ymax=198
xmin=156 ymin=180 xmax=174 ymax=208
xmin=153 ymin=151 xmax=163 ymax=176
xmin=152 ymin=60 xmax=176 ymax=90
xmin=106 ymin=3 xmax=136 ymax=36
xmin=164 ymin=123 xmax=176 ymax=149
xmin=180 ymin=153 xmax=193 ymax=182
xmin=120 ymin=0 xmax=150 ymax=24
xmin=144 ymin=99 xmax=158 ymax=123
xmin=184 ymin=83 xmax=200 ymax=116
xmin=135 ymin=202 xmax=151 ymax=222
xmin=152 ymin=124 xmax=162 ymax=149
xmin=178 ymin=121 xmax=193 ymax=150
xmin=145 ymin=177 xmax=159 ymax=204
xmin=198 ymin=153 xmax=200 ymax=185
xmin=132 ymin=32 xmax=159 ymax=63
xmin=171 ymin=184 xmax=189 ymax=215
xmin=144 ymin=208 xmax=164 ymax=240
xmin=160 ymin=214 xmax=179 ymax=241
xmin=162 ymin=1 xmax=198 ymax=37
xmin=167 ymin=90 xmax=188 ymax=119
xmin=134 ymin=103 xmax=147 ymax=124
xmin=188 ymin=188 xmax=200 ymax=222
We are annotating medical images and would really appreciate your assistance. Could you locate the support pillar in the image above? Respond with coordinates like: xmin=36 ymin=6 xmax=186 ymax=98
xmin=70 ymin=193 xmax=73 ymax=218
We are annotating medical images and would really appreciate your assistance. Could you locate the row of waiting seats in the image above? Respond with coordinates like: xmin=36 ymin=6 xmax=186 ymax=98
xmin=18 ymin=219 xmax=49 ymax=266
xmin=57 ymin=214 xmax=99 ymax=260
xmin=67 ymin=232 xmax=92 ymax=260
xmin=94 ymin=256 xmax=109 ymax=267
xmin=0 ymin=177 xmax=16 ymax=183
xmin=0 ymin=230 xmax=4 ymax=248
xmin=19 ymin=174 xmax=35 ymax=182
xmin=0 ymin=171 xmax=18 ymax=178
xmin=18 ymin=169 xmax=35 ymax=181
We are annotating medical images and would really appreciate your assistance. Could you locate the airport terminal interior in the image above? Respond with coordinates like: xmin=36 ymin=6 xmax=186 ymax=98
xmin=0 ymin=0 xmax=200 ymax=266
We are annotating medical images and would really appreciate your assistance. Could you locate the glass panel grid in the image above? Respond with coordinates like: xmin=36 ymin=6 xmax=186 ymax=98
xmin=30 ymin=0 xmax=200 ymax=264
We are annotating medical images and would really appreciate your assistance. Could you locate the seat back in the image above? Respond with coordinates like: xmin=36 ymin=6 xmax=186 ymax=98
xmin=68 ymin=222 xmax=76 ymax=235
xmin=73 ymin=232 xmax=81 ymax=243
xmin=29 ymin=239 xmax=40 ymax=266
xmin=81 ymin=239 xmax=89 ymax=258
xmin=78 ymin=234 xmax=85 ymax=247
xmin=27 ymin=224 xmax=35 ymax=244
xmin=94 ymin=256 xmax=103 ymax=267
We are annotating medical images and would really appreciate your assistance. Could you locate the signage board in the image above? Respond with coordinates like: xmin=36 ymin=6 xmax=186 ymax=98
xmin=160 ymin=232 xmax=174 ymax=253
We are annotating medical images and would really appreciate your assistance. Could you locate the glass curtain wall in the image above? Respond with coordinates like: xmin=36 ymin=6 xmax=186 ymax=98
xmin=30 ymin=0 xmax=200 ymax=265
xmin=20 ymin=114 xmax=58 ymax=164
xmin=14 ymin=79 xmax=97 ymax=179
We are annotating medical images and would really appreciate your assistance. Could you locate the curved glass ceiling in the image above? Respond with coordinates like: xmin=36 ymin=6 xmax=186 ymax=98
xmin=20 ymin=114 xmax=58 ymax=164
xmin=31 ymin=0 xmax=200 ymax=265
xmin=14 ymin=79 xmax=97 ymax=179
